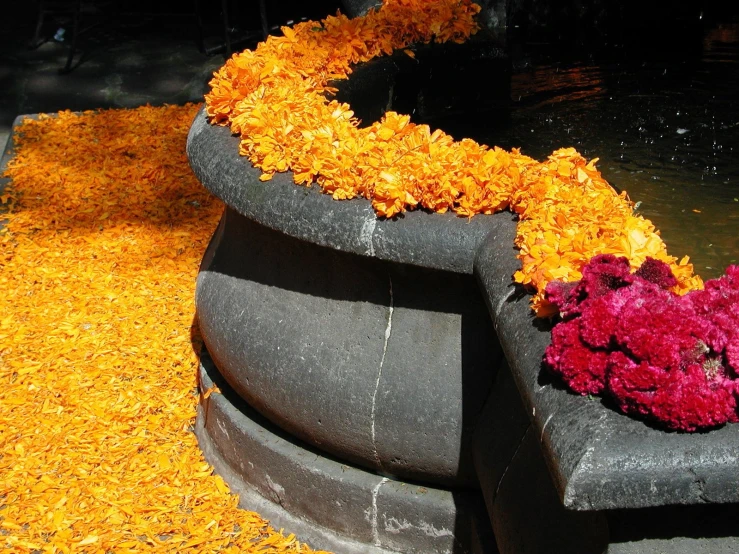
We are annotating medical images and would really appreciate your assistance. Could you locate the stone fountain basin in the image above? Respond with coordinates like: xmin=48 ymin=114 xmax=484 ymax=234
xmin=188 ymin=32 xmax=739 ymax=551
xmin=187 ymin=105 xmax=515 ymax=487
xmin=188 ymin=101 xmax=739 ymax=552
xmin=186 ymin=26 xmax=511 ymax=492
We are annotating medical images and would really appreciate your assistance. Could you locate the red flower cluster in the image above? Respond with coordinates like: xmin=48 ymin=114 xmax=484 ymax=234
xmin=545 ymin=255 xmax=739 ymax=431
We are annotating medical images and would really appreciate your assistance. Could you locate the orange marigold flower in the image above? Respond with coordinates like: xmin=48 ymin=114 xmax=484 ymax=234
xmin=205 ymin=0 xmax=702 ymax=316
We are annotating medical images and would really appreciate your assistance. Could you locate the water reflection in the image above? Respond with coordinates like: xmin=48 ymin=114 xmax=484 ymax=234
xmin=473 ymin=21 xmax=739 ymax=278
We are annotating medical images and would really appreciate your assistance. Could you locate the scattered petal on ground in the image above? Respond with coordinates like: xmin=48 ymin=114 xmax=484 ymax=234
xmin=0 ymin=104 xmax=329 ymax=553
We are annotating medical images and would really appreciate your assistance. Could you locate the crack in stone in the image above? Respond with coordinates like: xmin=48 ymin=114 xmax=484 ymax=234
xmin=688 ymin=467 xmax=710 ymax=503
xmin=541 ymin=412 xmax=555 ymax=442
xmin=494 ymin=287 xmax=516 ymax=324
xmin=371 ymin=477 xmax=389 ymax=547
xmin=495 ymin=424 xmax=531 ymax=501
xmin=265 ymin=474 xmax=286 ymax=508
xmin=360 ymin=212 xmax=377 ymax=256
xmin=370 ymin=276 xmax=394 ymax=472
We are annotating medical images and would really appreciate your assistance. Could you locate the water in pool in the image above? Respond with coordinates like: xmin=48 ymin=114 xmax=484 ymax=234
xmin=470 ymin=18 xmax=739 ymax=280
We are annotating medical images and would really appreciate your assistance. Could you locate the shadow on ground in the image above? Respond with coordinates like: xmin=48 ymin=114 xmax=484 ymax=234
xmin=0 ymin=1 xmax=342 ymax=149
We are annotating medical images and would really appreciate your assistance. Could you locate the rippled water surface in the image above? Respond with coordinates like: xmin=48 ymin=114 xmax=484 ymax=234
xmin=471 ymin=22 xmax=739 ymax=279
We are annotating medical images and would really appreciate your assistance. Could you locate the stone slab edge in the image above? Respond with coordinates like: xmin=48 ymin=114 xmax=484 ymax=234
xmin=473 ymin=224 xmax=739 ymax=511
xmin=196 ymin=351 xmax=492 ymax=554
xmin=0 ymin=115 xmax=31 ymax=231
xmin=195 ymin=411 xmax=395 ymax=554
xmin=340 ymin=0 xmax=383 ymax=18
xmin=196 ymin=355 xmax=397 ymax=554
xmin=186 ymin=107 xmax=508 ymax=275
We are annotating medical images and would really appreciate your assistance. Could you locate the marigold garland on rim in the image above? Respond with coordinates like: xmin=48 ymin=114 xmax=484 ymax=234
xmin=202 ymin=0 xmax=739 ymax=431
xmin=204 ymin=0 xmax=702 ymax=316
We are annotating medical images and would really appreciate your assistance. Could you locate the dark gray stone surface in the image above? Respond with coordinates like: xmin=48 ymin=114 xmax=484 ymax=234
xmin=339 ymin=0 xmax=382 ymax=17
xmin=491 ymin=426 xmax=609 ymax=554
xmin=188 ymin=20 xmax=739 ymax=547
xmin=608 ymin=537 xmax=739 ymax=554
xmin=0 ymin=116 xmax=23 ymax=232
xmin=473 ymin=228 xmax=739 ymax=511
xmin=473 ymin=244 xmax=739 ymax=552
xmin=187 ymin=36 xmax=511 ymax=275
xmin=196 ymin=206 xmax=502 ymax=486
xmin=196 ymin=350 xmax=497 ymax=554
xmin=606 ymin=503 xmax=739 ymax=553
xmin=186 ymin=39 xmax=513 ymax=549
xmin=474 ymin=359 xmax=610 ymax=554
xmin=472 ymin=359 xmax=531 ymax=520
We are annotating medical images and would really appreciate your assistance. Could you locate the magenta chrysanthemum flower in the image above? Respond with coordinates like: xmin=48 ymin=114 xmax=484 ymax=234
xmin=544 ymin=255 xmax=739 ymax=431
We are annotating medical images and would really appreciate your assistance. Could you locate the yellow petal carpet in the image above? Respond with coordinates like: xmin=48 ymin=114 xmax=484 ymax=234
xmin=0 ymin=104 xmax=329 ymax=553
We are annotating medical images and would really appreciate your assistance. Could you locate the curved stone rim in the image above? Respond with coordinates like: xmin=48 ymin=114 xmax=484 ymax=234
xmin=187 ymin=109 xmax=511 ymax=276
xmin=188 ymin=34 xmax=512 ymax=275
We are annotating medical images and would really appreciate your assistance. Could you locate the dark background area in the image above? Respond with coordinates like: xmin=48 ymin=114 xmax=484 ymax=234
xmin=0 ymin=0 xmax=342 ymax=149
xmin=2 ymin=0 xmax=739 ymax=160
xmin=507 ymin=0 xmax=739 ymax=53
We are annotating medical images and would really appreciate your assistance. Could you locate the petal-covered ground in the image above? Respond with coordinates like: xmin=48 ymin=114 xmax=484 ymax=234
xmin=0 ymin=104 xmax=328 ymax=553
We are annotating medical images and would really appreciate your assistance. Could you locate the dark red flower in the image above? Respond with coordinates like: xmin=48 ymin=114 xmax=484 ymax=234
xmin=634 ymin=257 xmax=678 ymax=289
xmin=546 ymin=319 xmax=609 ymax=394
xmin=543 ymin=257 xmax=739 ymax=431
